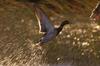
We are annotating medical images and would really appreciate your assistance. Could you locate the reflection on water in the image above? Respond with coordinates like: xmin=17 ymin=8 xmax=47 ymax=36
xmin=0 ymin=21 xmax=100 ymax=66
xmin=0 ymin=1 xmax=100 ymax=66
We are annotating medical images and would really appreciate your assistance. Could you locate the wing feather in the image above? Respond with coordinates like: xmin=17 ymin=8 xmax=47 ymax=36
xmin=34 ymin=6 xmax=54 ymax=32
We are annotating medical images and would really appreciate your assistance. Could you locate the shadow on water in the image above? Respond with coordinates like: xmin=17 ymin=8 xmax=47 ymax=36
xmin=0 ymin=1 xmax=100 ymax=66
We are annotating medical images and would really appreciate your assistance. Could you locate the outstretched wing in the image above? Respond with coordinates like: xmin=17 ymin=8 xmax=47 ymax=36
xmin=90 ymin=1 xmax=100 ymax=19
xmin=34 ymin=5 xmax=54 ymax=32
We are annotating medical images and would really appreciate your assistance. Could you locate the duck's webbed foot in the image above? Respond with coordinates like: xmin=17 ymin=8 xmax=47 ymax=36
xmin=36 ymin=42 xmax=43 ymax=46
xmin=32 ymin=41 xmax=44 ymax=50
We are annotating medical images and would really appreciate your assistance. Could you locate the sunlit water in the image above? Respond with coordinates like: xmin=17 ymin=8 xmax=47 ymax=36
xmin=0 ymin=22 xmax=100 ymax=66
xmin=0 ymin=2 xmax=100 ymax=66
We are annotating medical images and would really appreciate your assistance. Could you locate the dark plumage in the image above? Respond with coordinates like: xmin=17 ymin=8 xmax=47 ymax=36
xmin=34 ymin=5 xmax=70 ymax=46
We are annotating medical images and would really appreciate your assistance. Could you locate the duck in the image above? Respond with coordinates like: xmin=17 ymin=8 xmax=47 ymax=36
xmin=90 ymin=1 xmax=100 ymax=21
xmin=34 ymin=5 xmax=70 ymax=46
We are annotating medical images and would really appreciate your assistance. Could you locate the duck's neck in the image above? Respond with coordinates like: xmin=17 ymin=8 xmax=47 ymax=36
xmin=56 ymin=23 xmax=65 ymax=35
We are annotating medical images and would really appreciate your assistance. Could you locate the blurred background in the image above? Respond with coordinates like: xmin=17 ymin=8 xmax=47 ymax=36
xmin=0 ymin=0 xmax=100 ymax=66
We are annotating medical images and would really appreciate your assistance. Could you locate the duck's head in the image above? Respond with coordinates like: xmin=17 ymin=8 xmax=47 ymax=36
xmin=61 ymin=20 xmax=70 ymax=26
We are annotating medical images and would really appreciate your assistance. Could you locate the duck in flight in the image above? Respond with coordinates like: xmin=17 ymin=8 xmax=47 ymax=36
xmin=90 ymin=1 xmax=100 ymax=21
xmin=34 ymin=5 xmax=70 ymax=46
